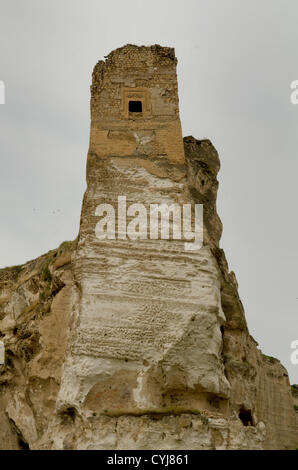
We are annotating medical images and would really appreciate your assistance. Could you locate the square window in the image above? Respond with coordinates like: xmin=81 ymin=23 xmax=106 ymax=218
xmin=129 ymin=100 xmax=142 ymax=113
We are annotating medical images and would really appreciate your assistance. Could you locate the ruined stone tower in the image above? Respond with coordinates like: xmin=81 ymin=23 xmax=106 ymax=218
xmin=89 ymin=45 xmax=185 ymax=164
xmin=0 ymin=45 xmax=297 ymax=450
xmin=58 ymin=44 xmax=231 ymax=421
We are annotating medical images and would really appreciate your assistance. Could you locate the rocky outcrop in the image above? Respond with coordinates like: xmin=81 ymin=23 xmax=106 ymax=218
xmin=0 ymin=138 xmax=297 ymax=449
xmin=0 ymin=241 xmax=76 ymax=449
xmin=0 ymin=45 xmax=297 ymax=450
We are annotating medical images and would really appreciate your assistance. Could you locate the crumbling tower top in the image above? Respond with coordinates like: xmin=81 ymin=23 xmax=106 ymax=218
xmin=89 ymin=44 xmax=185 ymax=164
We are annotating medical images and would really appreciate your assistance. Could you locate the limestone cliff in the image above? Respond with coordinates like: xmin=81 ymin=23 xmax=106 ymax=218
xmin=0 ymin=45 xmax=297 ymax=450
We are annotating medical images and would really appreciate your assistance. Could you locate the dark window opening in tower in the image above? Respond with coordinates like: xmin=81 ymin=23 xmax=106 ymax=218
xmin=129 ymin=101 xmax=142 ymax=113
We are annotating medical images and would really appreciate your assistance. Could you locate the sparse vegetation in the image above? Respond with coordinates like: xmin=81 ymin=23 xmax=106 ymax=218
xmin=42 ymin=265 xmax=52 ymax=282
xmin=262 ymin=354 xmax=279 ymax=364
xmin=11 ymin=265 xmax=23 ymax=281
xmin=58 ymin=240 xmax=73 ymax=255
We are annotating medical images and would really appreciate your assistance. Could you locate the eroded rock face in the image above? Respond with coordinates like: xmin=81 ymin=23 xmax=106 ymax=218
xmin=0 ymin=45 xmax=297 ymax=449
xmin=0 ymin=242 xmax=76 ymax=449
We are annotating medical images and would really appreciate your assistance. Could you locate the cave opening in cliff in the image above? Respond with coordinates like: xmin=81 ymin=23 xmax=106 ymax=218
xmin=129 ymin=100 xmax=142 ymax=113
xmin=58 ymin=406 xmax=77 ymax=424
xmin=18 ymin=437 xmax=30 ymax=450
xmin=239 ymin=407 xmax=253 ymax=426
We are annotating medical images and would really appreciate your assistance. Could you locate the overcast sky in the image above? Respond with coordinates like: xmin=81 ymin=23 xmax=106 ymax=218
xmin=0 ymin=0 xmax=297 ymax=383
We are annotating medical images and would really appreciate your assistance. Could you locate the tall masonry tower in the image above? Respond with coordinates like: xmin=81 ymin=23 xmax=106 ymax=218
xmin=89 ymin=44 xmax=185 ymax=164
xmin=58 ymin=44 xmax=230 ymax=425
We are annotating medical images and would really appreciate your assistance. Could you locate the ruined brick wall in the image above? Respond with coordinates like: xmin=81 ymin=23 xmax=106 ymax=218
xmin=89 ymin=44 xmax=185 ymax=165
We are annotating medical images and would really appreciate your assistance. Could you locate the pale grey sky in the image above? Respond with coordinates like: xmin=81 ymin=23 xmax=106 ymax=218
xmin=0 ymin=0 xmax=297 ymax=383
